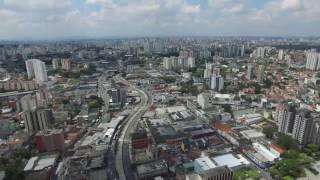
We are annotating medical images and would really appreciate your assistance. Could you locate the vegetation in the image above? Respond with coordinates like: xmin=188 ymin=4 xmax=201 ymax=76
xmin=262 ymin=126 xmax=277 ymax=139
xmin=190 ymin=67 xmax=204 ymax=78
xmin=270 ymin=150 xmax=313 ymax=179
xmin=233 ymin=167 xmax=261 ymax=180
xmin=87 ymin=95 xmax=104 ymax=109
xmin=0 ymin=148 xmax=32 ymax=180
xmin=180 ymin=81 xmax=199 ymax=95
xmin=160 ymin=76 xmax=176 ymax=83
xmin=303 ymin=144 xmax=320 ymax=160
xmin=80 ymin=63 xmax=97 ymax=75
xmin=276 ymin=133 xmax=299 ymax=150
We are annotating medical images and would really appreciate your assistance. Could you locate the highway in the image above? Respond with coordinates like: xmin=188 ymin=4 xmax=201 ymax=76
xmin=115 ymin=76 xmax=152 ymax=180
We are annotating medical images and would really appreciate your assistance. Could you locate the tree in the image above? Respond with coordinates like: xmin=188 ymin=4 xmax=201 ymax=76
xmin=262 ymin=126 xmax=277 ymax=139
xmin=276 ymin=133 xmax=299 ymax=150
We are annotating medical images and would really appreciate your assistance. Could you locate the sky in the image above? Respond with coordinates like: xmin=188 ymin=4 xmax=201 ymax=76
xmin=0 ymin=0 xmax=320 ymax=40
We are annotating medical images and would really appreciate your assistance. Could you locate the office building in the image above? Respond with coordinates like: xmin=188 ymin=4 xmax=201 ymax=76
xmin=25 ymin=59 xmax=48 ymax=82
xmin=211 ymin=74 xmax=224 ymax=92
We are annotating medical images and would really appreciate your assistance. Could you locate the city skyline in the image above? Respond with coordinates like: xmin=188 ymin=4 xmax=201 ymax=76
xmin=1 ymin=0 xmax=320 ymax=40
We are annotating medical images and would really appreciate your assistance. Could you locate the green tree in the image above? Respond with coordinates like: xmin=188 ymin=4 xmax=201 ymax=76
xmin=262 ymin=126 xmax=277 ymax=139
xmin=276 ymin=133 xmax=299 ymax=150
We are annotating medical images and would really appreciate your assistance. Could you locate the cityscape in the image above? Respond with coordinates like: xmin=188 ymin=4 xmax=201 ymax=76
xmin=1 ymin=1 xmax=320 ymax=180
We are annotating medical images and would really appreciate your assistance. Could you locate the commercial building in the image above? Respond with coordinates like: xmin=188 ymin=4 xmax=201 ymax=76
xmin=136 ymin=160 xmax=168 ymax=180
xmin=24 ymin=154 xmax=58 ymax=180
xmin=212 ymin=154 xmax=250 ymax=171
xmin=34 ymin=129 xmax=65 ymax=152
xmin=186 ymin=166 xmax=233 ymax=180
xmin=194 ymin=157 xmax=217 ymax=173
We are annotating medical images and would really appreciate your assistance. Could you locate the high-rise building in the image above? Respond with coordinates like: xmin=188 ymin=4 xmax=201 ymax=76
xmin=18 ymin=94 xmax=37 ymax=112
xmin=52 ymin=59 xmax=60 ymax=70
xmin=257 ymin=47 xmax=265 ymax=58
xmin=276 ymin=103 xmax=296 ymax=134
xmin=257 ymin=65 xmax=265 ymax=83
xmin=25 ymin=59 xmax=48 ymax=82
xmin=187 ymin=57 xmax=195 ymax=68
xmin=240 ymin=45 xmax=245 ymax=57
xmin=108 ymin=88 xmax=127 ymax=106
xmin=292 ymin=110 xmax=313 ymax=145
xmin=197 ymin=93 xmax=209 ymax=109
xmin=61 ymin=59 xmax=71 ymax=71
xmin=305 ymin=50 xmax=320 ymax=71
xmin=163 ymin=56 xmax=178 ymax=70
xmin=278 ymin=49 xmax=284 ymax=60
xmin=211 ymin=74 xmax=224 ymax=92
xmin=247 ymin=64 xmax=254 ymax=80
xmin=310 ymin=121 xmax=320 ymax=144
xmin=23 ymin=109 xmax=53 ymax=134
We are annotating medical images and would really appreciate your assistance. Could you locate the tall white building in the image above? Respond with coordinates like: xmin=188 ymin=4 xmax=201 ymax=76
xmin=61 ymin=59 xmax=71 ymax=71
xmin=276 ymin=104 xmax=296 ymax=134
xmin=187 ymin=57 xmax=195 ymax=68
xmin=292 ymin=111 xmax=313 ymax=145
xmin=52 ymin=59 xmax=60 ymax=70
xmin=278 ymin=50 xmax=284 ymax=60
xmin=247 ymin=64 xmax=254 ymax=80
xmin=197 ymin=93 xmax=209 ymax=109
xmin=163 ymin=57 xmax=178 ymax=70
xmin=25 ymin=59 xmax=48 ymax=82
xmin=257 ymin=65 xmax=265 ymax=83
xmin=305 ymin=51 xmax=320 ymax=71
xmin=257 ymin=47 xmax=265 ymax=58
xmin=211 ymin=74 xmax=224 ymax=92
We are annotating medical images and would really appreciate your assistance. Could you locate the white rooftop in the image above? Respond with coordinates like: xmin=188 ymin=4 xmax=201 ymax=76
xmin=194 ymin=157 xmax=217 ymax=171
xmin=212 ymin=154 xmax=250 ymax=169
xmin=167 ymin=106 xmax=186 ymax=113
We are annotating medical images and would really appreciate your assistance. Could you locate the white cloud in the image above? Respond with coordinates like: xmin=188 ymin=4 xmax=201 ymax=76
xmin=0 ymin=0 xmax=320 ymax=39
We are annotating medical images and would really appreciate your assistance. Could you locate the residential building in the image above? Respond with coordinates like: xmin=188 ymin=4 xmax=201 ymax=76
xmin=247 ymin=64 xmax=254 ymax=80
xmin=292 ymin=110 xmax=313 ymax=144
xmin=276 ymin=104 xmax=296 ymax=134
xmin=25 ymin=59 xmax=48 ymax=82
xmin=305 ymin=50 xmax=320 ymax=71
xmin=211 ymin=74 xmax=224 ymax=92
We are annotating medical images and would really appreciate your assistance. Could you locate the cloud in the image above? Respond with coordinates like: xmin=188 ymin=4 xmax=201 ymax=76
xmin=0 ymin=0 xmax=320 ymax=39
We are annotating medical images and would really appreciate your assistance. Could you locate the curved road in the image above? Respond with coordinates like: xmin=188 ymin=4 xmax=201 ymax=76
xmin=115 ymin=76 xmax=152 ymax=180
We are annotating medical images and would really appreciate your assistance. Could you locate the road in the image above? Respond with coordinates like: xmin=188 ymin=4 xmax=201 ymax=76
xmin=115 ymin=76 xmax=152 ymax=180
